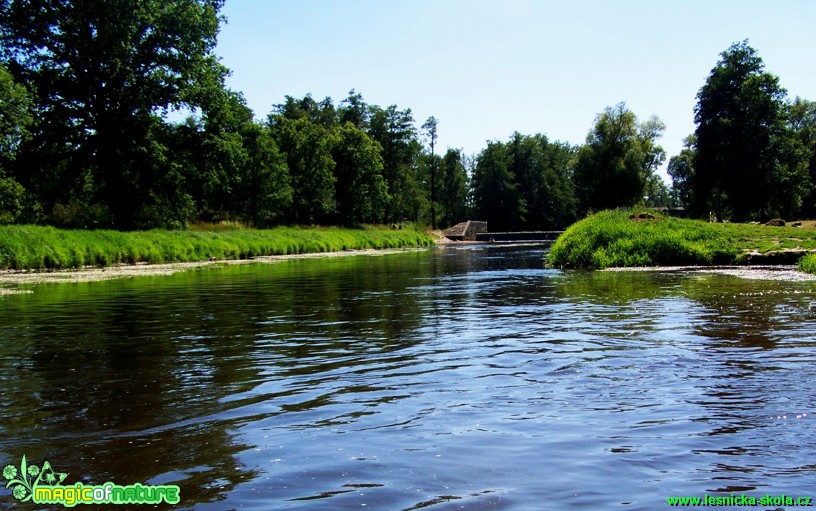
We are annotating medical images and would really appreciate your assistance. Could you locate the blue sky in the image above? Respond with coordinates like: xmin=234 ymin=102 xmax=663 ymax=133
xmin=215 ymin=0 xmax=816 ymax=180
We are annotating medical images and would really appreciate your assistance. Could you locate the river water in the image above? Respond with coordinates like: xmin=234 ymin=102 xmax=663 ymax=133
xmin=1 ymin=244 xmax=816 ymax=510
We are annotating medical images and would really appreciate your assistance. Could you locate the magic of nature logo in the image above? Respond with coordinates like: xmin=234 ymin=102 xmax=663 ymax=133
xmin=3 ymin=455 xmax=180 ymax=507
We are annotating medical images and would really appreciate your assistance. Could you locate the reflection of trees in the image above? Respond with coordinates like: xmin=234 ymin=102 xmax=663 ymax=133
xmin=0 ymin=250 xmax=474 ymax=507
xmin=553 ymin=269 xmax=815 ymax=350
xmin=0 ymin=278 xmax=263 ymax=508
xmin=555 ymin=267 xmax=816 ymax=491
xmin=4 ymin=250 xmax=816 ymax=507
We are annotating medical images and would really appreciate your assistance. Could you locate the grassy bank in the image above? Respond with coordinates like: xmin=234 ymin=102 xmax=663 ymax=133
xmin=0 ymin=225 xmax=434 ymax=270
xmin=548 ymin=210 xmax=816 ymax=269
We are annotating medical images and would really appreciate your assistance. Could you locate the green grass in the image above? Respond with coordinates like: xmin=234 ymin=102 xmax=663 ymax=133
xmin=797 ymin=253 xmax=816 ymax=274
xmin=0 ymin=225 xmax=435 ymax=270
xmin=548 ymin=209 xmax=816 ymax=269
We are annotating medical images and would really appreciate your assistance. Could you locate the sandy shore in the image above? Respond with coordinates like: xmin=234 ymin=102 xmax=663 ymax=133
xmin=0 ymin=247 xmax=429 ymax=287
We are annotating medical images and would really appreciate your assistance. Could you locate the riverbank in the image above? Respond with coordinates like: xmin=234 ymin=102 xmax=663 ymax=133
xmin=548 ymin=209 xmax=816 ymax=272
xmin=0 ymin=247 xmax=430 ymax=288
xmin=0 ymin=224 xmax=434 ymax=271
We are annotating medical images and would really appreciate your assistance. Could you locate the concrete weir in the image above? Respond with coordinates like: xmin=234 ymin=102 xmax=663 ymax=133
xmin=442 ymin=221 xmax=562 ymax=243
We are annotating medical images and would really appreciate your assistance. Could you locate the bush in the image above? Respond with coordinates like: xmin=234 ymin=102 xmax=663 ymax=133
xmin=798 ymin=253 xmax=816 ymax=274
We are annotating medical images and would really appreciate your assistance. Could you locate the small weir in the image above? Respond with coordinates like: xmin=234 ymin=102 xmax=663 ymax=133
xmin=441 ymin=220 xmax=562 ymax=243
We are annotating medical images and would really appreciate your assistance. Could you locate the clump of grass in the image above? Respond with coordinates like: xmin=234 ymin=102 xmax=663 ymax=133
xmin=798 ymin=253 xmax=816 ymax=274
xmin=548 ymin=209 xmax=816 ymax=269
xmin=0 ymin=225 xmax=434 ymax=270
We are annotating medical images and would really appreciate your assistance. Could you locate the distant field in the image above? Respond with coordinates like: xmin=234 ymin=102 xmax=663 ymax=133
xmin=0 ymin=225 xmax=434 ymax=270
xmin=547 ymin=210 xmax=816 ymax=271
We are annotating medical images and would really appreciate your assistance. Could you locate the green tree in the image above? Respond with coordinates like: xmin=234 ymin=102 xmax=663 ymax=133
xmin=269 ymin=116 xmax=336 ymax=224
xmin=338 ymin=89 xmax=370 ymax=130
xmin=1 ymin=0 xmax=228 ymax=228
xmin=0 ymin=64 xmax=36 ymax=223
xmin=572 ymin=103 xmax=665 ymax=215
xmin=439 ymin=148 xmax=470 ymax=227
xmin=0 ymin=64 xmax=32 ymax=158
xmin=421 ymin=116 xmax=439 ymax=229
xmin=184 ymin=88 xmax=291 ymax=226
xmin=332 ymin=123 xmax=387 ymax=225
xmin=235 ymin=121 xmax=292 ymax=226
xmin=643 ymin=175 xmax=671 ymax=207
xmin=692 ymin=41 xmax=809 ymax=221
xmin=472 ymin=141 xmax=525 ymax=231
xmin=274 ymin=94 xmax=337 ymax=129
xmin=508 ymin=133 xmax=577 ymax=230
xmin=789 ymin=97 xmax=816 ymax=215
xmin=667 ymin=135 xmax=696 ymax=209
xmin=368 ymin=105 xmax=423 ymax=224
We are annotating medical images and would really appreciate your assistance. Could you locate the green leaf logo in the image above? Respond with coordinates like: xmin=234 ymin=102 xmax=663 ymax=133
xmin=2 ymin=455 xmax=67 ymax=502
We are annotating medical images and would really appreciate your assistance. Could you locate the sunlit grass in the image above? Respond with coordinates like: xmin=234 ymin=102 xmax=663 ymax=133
xmin=797 ymin=253 xmax=816 ymax=274
xmin=548 ymin=210 xmax=816 ymax=269
xmin=0 ymin=225 xmax=434 ymax=270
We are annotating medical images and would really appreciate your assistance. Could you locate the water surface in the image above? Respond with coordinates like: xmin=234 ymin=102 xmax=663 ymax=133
xmin=1 ymin=245 xmax=816 ymax=509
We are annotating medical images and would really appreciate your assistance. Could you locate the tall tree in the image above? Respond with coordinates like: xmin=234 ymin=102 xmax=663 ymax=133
xmin=421 ymin=116 xmax=439 ymax=229
xmin=0 ymin=64 xmax=31 ymax=159
xmin=472 ymin=141 xmax=525 ymax=231
xmin=338 ymin=89 xmax=370 ymax=130
xmin=332 ymin=123 xmax=387 ymax=225
xmin=439 ymin=148 xmax=470 ymax=227
xmin=692 ymin=41 xmax=809 ymax=221
xmin=269 ymin=116 xmax=335 ymax=224
xmin=667 ymin=135 xmax=696 ymax=209
xmin=184 ymin=88 xmax=291 ymax=226
xmin=507 ymin=133 xmax=577 ymax=230
xmin=789 ymin=97 xmax=816 ymax=215
xmin=572 ymin=103 xmax=665 ymax=215
xmin=273 ymin=94 xmax=336 ymax=130
xmin=0 ymin=0 xmax=228 ymax=228
xmin=368 ymin=104 xmax=422 ymax=224
xmin=0 ymin=64 xmax=35 ymax=223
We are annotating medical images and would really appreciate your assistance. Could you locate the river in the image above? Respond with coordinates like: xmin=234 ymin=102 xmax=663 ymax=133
xmin=1 ymin=244 xmax=815 ymax=510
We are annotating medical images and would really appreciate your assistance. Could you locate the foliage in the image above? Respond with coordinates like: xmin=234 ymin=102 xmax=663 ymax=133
xmin=438 ymin=149 xmax=470 ymax=227
xmin=691 ymin=40 xmax=810 ymax=221
xmin=472 ymin=140 xmax=525 ymax=231
xmin=508 ymin=133 xmax=577 ymax=229
xmin=1 ymin=0 xmax=229 ymax=229
xmin=368 ymin=104 xmax=424 ymax=224
xmin=421 ymin=116 xmax=439 ymax=229
xmin=0 ymin=64 xmax=32 ymax=157
xmin=789 ymin=97 xmax=816 ymax=216
xmin=0 ymin=225 xmax=434 ymax=270
xmin=0 ymin=176 xmax=26 ymax=223
xmin=471 ymin=133 xmax=579 ymax=232
xmin=548 ymin=209 xmax=816 ymax=269
xmin=269 ymin=116 xmax=336 ymax=224
xmin=0 ymin=64 xmax=36 ymax=223
xmin=332 ymin=123 xmax=388 ymax=225
xmin=572 ymin=103 xmax=665 ymax=215
xmin=667 ymin=135 xmax=696 ymax=208
xmin=3 ymin=10 xmax=813 ymax=238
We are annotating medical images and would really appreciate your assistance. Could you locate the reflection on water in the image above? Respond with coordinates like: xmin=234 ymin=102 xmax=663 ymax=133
xmin=1 ymin=245 xmax=816 ymax=510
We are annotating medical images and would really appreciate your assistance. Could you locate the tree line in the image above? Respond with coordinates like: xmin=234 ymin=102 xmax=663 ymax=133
xmin=0 ymin=2 xmax=813 ymax=231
